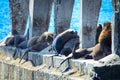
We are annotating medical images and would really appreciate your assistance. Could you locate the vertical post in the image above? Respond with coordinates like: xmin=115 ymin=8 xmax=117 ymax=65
xmin=9 ymin=0 xmax=53 ymax=36
xmin=33 ymin=0 xmax=53 ymax=36
xmin=54 ymin=0 xmax=74 ymax=36
xmin=80 ymin=0 xmax=101 ymax=48
xmin=9 ymin=0 xmax=29 ymax=34
xmin=112 ymin=0 xmax=120 ymax=55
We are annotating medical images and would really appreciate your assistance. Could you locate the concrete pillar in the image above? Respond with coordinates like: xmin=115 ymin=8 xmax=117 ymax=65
xmin=33 ymin=0 xmax=53 ymax=36
xmin=9 ymin=0 xmax=53 ymax=36
xmin=80 ymin=0 xmax=101 ymax=48
xmin=112 ymin=0 xmax=120 ymax=55
xmin=54 ymin=0 xmax=74 ymax=36
xmin=9 ymin=0 xmax=29 ymax=34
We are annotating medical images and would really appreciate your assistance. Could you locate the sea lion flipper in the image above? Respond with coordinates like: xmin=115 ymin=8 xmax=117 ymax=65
xmin=19 ymin=49 xmax=30 ymax=63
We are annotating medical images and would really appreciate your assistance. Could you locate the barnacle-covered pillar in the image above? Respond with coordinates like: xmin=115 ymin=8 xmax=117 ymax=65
xmin=54 ymin=0 xmax=74 ymax=36
xmin=80 ymin=0 xmax=101 ymax=48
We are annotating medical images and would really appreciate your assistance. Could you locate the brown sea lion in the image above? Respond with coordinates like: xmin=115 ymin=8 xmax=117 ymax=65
xmin=92 ymin=21 xmax=112 ymax=60
xmin=37 ymin=32 xmax=54 ymax=44
xmin=95 ymin=24 xmax=102 ymax=44
xmin=51 ymin=29 xmax=78 ymax=55
xmin=98 ymin=21 xmax=111 ymax=44
xmin=91 ymin=43 xmax=111 ymax=60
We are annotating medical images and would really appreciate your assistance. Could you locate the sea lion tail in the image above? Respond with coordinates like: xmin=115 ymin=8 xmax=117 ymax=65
xmin=19 ymin=49 xmax=30 ymax=63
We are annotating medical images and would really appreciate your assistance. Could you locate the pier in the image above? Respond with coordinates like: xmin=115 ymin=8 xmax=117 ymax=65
xmin=0 ymin=0 xmax=120 ymax=80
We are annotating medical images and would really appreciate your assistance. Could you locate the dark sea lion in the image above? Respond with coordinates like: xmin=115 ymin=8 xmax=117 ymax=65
xmin=95 ymin=24 xmax=102 ymax=44
xmin=5 ymin=29 xmax=27 ymax=47
xmin=19 ymin=41 xmax=50 ymax=63
xmin=18 ymin=40 xmax=28 ymax=49
xmin=52 ymin=29 xmax=78 ymax=55
xmin=60 ymin=37 xmax=80 ymax=56
xmin=58 ymin=43 xmax=93 ymax=72
xmin=19 ymin=32 xmax=54 ymax=63
xmin=0 ymin=29 xmax=19 ymax=46
xmin=27 ymin=36 xmax=40 ymax=48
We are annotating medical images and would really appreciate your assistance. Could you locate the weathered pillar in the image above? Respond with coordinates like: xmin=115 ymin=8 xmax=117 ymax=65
xmin=9 ymin=0 xmax=29 ymax=34
xmin=80 ymin=0 xmax=101 ymax=48
xmin=33 ymin=0 xmax=53 ymax=36
xmin=112 ymin=0 xmax=120 ymax=56
xmin=54 ymin=0 xmax=74 ymax=36
xmin=9 ymin=0 xmax=53 ymax=36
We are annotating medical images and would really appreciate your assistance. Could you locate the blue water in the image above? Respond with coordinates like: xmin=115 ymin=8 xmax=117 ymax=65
xmin=0 ymin=0 xmax=113 ymax=40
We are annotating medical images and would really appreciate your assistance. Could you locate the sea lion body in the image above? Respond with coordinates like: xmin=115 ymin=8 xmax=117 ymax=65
xmin=27 ymin=36 xmax=39 ymax=48
xmin=5 ymin=29 xmax=26 ymax=47
xmin=37 ymin=32 xmax=54 ymax=44
xmin=98 ymin=21 xmax=111 ymax=44
xmin=52 ymin=29 xmax=78 ymax=55
xmin=91 ymin=43 xmax=111 ymax=60
xmin=60 ymin=37 xmax=79 ymax=56
xmin=92 ymin=21 xmax=112 ymax=60
xmin=19 ymin=32 xmax=54 ymax=63
xmin=18 ymin=40 xmax=28 ymax=49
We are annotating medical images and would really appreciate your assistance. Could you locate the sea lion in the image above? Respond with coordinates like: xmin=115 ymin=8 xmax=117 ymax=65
xmin=19 ymin=41 xmax=50 ymax=63
xmin=58 ymin=43 xmax=93 ymax=72
xmin=51 ymin=29 xmax=78 ymax=55
xmin=92 ymin=21 xmax=112 ymax=60
xmin=18 ymin=40 xmax=28 ymax=49
xmin=19 ymin=32 xmax=54 ymax=63
xmin=37 ymin=32 xmax=54 ymax=44
xmin=5 ymin=35 xmax=26 ymax=48
xmin=95 ymin=24 xmax=102 ymax=44
xmin=91 ymin=43 xmax=111 ymax=60
xmin=27 ymin=36 xmax=40 ymax=48
xmin=4 ymin=29 xmax=27 ymax=48
xmin=0 ymin=29 xmax=19 ymax=46
xmin=98 ymin=21 xmax=111 ymax=44
xmin=60 ymin=37 xmax=80 ymax=56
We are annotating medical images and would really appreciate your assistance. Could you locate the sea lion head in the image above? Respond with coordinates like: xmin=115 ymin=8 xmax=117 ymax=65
xmin=103 ymin=21 xmax=111 ymax=30
xmin=60 ymin=29 xmax=78 ymax=39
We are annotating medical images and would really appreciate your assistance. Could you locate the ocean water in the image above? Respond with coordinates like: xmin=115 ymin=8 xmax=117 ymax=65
xmin=0 ymin=0 xmax=113 ymax=40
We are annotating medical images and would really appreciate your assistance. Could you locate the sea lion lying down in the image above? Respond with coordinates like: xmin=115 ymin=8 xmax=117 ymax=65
xmin=19 ymin=31 xmax=54 ymax=63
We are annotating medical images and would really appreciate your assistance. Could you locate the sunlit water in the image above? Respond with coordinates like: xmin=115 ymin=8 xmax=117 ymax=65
xmin=0 ymin=0 xmax=113 ymax=40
